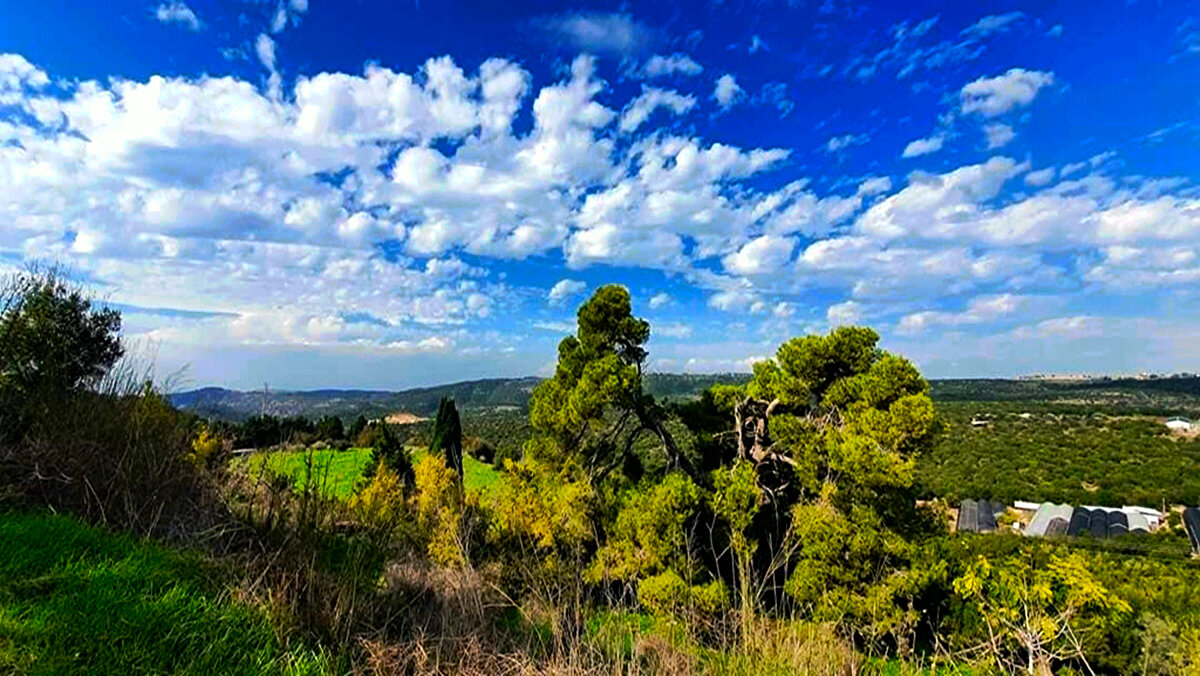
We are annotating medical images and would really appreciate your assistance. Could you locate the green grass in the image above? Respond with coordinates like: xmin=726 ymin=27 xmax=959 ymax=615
xmin=237 ymin=448 xmax=374 ymax=498
xmin=236 ymin=446 xmax=503 ymax=500
xmin=0 ymin=511 xmax=331 ymax=675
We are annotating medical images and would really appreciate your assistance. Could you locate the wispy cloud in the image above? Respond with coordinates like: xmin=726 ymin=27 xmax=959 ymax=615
xmin=154 ymin=1 xmax=202 ymax=30
xmin=531 ymin=12 xmax=653 ymax=57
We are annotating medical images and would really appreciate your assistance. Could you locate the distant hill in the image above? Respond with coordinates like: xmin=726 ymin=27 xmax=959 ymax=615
xmin=169 ymin=373 xmax=753 ymax=422
xmin=173 ymin=374 xmax=1200 ymax=422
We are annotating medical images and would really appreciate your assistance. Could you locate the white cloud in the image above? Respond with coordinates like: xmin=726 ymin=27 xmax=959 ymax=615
xmin=984 ymin=123 xmax=1015 ymax=149
xmin=255 ymin=33 xmax=276 ymax=70
xmin=255 ymin=33 xmax=280 ymax=97
xmin=897 ymin=293 xmax=1028 ymax=334
xmin=902 ymin=134 xmax=944 ymax=157
xmin=1024 ymin=167 xmax=1055 ymax=186
xmin=826 ymin=133 xmax=867 ymax=153
xmin=638 ymin=53 xmax=703 ymax=78
xmin=533 ymin=12 xmax=652 ymax=56
xmin=648 ymin=292 xmax=672 ymax=309
xmin=547 ymin=278 xmax=587 ymax=305
xmin=154 ymin=1 xmax=202 ymax=30
xmin=960 ymin=68 xmax=1054 ymax=117
xmin=712 ymin=74 xmax=744 ymax=110
xmin=826 ymin=300 xmax=863 ymax=326
xmin=961 ymin=12 xmax=1024 ymax=38
xmin=722 ymin=235 xmax=795 ymax=275
xmin=619 ymin=87 xmax=696 ymax=133
xmin=268 ymin=0 xmax=308 ymax=33
xmin=655 ymin=322 xmax=693 ymax=338
xmin=1012 ymin=316 xmax=1102 ymax=340
xmin=0 ymin=54 xmax=48 ymax=97
xmin=5 ymin=51 xmax=1200 ymax=382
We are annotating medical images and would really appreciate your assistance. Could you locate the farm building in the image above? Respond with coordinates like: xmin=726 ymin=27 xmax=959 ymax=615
xmin=1025 ymin=503 xmax=1072 ymax=537
xmin=1166 ymin=416 xmax=1193 ymax=431
xmin=1011 ymin=501 xmax=1161 ymax=539
xmin=956 ymin=499 xmax=999 ymax=533
xmin=1185 ymin=508 xmax=1200 ymax=555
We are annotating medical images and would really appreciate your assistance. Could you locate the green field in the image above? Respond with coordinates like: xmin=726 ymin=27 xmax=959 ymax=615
xmin=236 ymin=447 xmax=502 ymax=499
xmin=0 ymin=511 xmax=330 ymax=675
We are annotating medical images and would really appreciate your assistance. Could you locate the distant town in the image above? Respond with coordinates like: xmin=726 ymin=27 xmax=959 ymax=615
xmin=1017 ymin=371 xmax=1199 ymax=382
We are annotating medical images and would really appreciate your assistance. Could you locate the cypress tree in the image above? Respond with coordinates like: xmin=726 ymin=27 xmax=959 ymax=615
xmin=430 ymin=397 xmax=463 ymax=483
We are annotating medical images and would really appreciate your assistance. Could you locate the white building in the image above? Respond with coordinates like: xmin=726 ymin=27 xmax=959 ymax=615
xmin=1166 ymin=416 xmax=1192 ymax=431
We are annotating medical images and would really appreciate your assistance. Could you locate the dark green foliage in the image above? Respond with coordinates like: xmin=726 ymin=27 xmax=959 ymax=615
xmin=315 ymin=415 xmax=344 ymax=441
xmin=0 ymin=269 xmax=124 ymax=448
xmin=347 ymin=415 xmax=368 ymax=442
xmin=361 ymin=423 xmax=413 ymax=486
xmin=0 ymin=269 xmax=123 ymax=400
xmin=529 ymin=285 xmax=698 ymax=482
xmin=916 ymin=404 xmax=1200 ymax=505
xmin=670 ymin=389 xmax=737 ymax=473
xmin=932 ymin=377 xmax=1200 ymax=415
xmin=463 ymin=436 xmax=495 ymax=464
xmin=430 ymin=397 xmax=463 ymax=480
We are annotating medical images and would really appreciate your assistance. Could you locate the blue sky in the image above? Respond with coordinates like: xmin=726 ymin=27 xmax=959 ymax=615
xmin=2 ymin=0 xmax=1200 ymax=389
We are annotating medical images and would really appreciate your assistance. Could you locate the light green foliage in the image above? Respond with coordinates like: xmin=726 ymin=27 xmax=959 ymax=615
xmin=589 ymin=472 xmax=702 ymax=583
xmin=485 ymin=456 xmax=597 ymax=597
xmin=710 ymin=461 xmax=761 ymax=554
xmin=187 ymin=425 xmax=223 ymax=469
xmin=347 ymin=462 xmax=408 ymax=532
xmin=952 ymin=550 xmax=1131 ymax=674
xmin=413 ymin=453 xmax=470 ymax=566
xmin=637 ymin=570 xmax=731 ymax=619
xmin=489 ymin=458 xmax=594 ymax=553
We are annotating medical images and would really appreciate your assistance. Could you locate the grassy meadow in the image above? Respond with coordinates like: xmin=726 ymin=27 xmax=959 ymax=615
xmin=0 ymin=512 xmax=332 ymax=675
xmin=235 ymin=446 xmax=503 ymax=499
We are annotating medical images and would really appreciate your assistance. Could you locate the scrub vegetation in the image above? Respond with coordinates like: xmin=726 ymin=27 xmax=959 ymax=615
xmin=4 ymin=268 xmax=1200 ymax=674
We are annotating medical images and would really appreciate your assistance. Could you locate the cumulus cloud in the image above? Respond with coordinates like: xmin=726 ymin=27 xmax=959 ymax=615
xmin=637 ymin=53 xmax=703 ymax=78
xmin=960 ymin=68 xmax=1054 ymax=117
xmin=154 ymin=1 xmax=202 ymax=30
xmin=547 ymin=279 xmax=587 ymax=305
xmin=4 ymin=51 xmax=1200 ymax=379
xmin=902 ymin=134 xmax=944 ymax=157
xmin=0 ymin=53 xmax=49 ymax=90
xmin=722 ymin=235 xmax=795 ymax=275
xmin=712 ymin=74 xmax=744 ymax=110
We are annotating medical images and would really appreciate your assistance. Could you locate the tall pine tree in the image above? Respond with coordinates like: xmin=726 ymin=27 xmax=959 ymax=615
xmin=430 ymin=397 xmax=463 ymax=483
